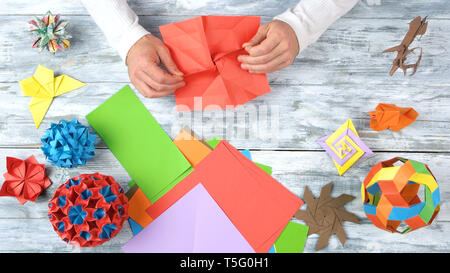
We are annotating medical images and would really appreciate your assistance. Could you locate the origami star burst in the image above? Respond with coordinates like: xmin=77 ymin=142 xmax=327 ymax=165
xmin=362 ymin=157 xmax=440 ymax=233
xmin=369 ymin=103 xmax=419 ymax=132
xmin=0 ymin=155 xmax=51 ymax=204
xmin=28 ymin=11 xmax=71 ymax=53
xmin=318 ymin=119 xmax=373 ymax=175
xmin=294 ymin=182 xmax=360 ymax=251
xmin=19 ymin=65 xmax=86 ymax=128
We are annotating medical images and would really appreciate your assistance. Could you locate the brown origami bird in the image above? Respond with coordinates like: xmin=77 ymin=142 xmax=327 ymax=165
xmin=383 ymin=16 xmax=428 ymax=76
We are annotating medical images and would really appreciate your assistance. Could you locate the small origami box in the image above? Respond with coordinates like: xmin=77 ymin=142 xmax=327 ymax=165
xmin=318 ymin=119 xmax=373 ymax=175
xmin=159 ymin=16 xmax=271 ymax=111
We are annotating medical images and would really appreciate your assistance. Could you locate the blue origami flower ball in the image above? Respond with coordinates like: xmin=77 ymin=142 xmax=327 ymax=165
xmin=41 ymin=119 xmax=98 ymax=168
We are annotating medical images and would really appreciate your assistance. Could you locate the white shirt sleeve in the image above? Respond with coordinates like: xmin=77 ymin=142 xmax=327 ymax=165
xmin=80 ymin=0 xmax=150 ymax=63
xmin=274 ymin=0 xmax=359 ymax=54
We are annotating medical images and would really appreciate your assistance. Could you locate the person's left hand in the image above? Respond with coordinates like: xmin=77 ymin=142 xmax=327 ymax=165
xmin=238 ymin=20 xmax=299 ymax=74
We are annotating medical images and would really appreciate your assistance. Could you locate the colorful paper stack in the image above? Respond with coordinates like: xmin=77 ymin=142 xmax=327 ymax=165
xmin=86 ymin=85 xmax=309 ymax=253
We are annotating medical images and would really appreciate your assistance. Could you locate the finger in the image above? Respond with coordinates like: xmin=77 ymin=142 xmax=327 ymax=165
xmin=134 ymin=78 xmax=175 ymax=98
xmin=143 ymin=63 xmax=184 ymax=85
xmin=238 ymin=42 xmax=285 ymax=65
xmin=157 ymin=46 xmax=184 ymax=76
xmin=247 ymin=35 xmax=280 ymax=57
xmin=139 ymin=70 xmax=185 ymax=93
xmin=242 ymin=25 xmax=268 ymax=48
xmin=244 ymin=54 xmax=290 ymax=74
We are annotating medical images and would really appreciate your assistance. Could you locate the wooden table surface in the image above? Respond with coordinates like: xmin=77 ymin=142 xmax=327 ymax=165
xmin=0 ymin=0 xmax=449 ymax=253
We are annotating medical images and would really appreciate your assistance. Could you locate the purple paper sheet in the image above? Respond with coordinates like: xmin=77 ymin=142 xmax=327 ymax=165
xmin=122 ymin=183 xmax=255 ymax=253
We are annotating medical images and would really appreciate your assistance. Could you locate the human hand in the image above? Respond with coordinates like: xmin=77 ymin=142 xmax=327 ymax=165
xmin=238 ymin=20 xmax=299 ymax=73
xmin=126 ymin=34 xmax=185 ymax=98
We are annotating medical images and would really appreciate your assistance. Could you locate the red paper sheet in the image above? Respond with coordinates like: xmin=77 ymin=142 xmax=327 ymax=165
xmin=159 ymin=16 xmax=271 ymax=111
xmin=147 ymin=140 xmax=302 ymax=252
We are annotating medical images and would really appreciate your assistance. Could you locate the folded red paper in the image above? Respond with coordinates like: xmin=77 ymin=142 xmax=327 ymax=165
xmin=159 ymin=16 xmax=271 ymax=111
xmin=0 ymin=155 xmax=51 ymax=204
xmin=146 ymin=140 xmax=302 ymax=252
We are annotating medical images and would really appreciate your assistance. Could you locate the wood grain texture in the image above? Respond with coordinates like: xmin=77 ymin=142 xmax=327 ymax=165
xmin=1 ymin=83 xmax=449 ymax=150
xmin=0 ymin=0 xmax=449 ymax=253
xmin=0 ymin=148 xmax=448 ymax=252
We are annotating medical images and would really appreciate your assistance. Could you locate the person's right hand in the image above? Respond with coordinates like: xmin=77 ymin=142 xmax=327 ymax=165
xmin=126 ymin=34 xmax=185 ymax=98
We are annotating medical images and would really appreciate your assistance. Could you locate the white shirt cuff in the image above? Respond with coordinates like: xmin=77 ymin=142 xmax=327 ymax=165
xmin=117 ymin=23 xmax=150 ymax=64
xmin=274 ymin=9 xmax=309 ymax=55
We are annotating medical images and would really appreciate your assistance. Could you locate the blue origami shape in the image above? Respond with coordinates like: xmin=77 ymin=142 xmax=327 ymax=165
xmin=80 ymin=231 xmax=91 ymax=241
xmin=93 ymin=208 xmax=105 ymax=220
xmin=100 ymin=186 xmax=117 ymax=203
xmin=41 ymin=118 xmax=98 ymax=168
xmin=128 ymin=218 xmax=143 ymax=236
xmin=68 ymin=205 xmax=87 ymax=225
xmin=100 ymin=224 xmax=117 ymax=239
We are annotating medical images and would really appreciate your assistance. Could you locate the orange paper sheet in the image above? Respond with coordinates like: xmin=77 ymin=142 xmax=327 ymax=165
xmin=128 ymin=188 xmax=153 ymax=228
xmin=369 ymin=103 xmax=418 ymax=132
xmin=159 ymin=16 xmax=271 ymax=111
xmin=173 ymin=127 xmax=212 ymax=166
xmin=146 ymin=140 xmax=302 ymax=253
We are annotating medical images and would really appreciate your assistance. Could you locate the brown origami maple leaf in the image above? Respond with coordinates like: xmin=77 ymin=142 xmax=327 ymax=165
xmin=294 ymin=182 xmax=360 ymax=251
xmin=383 ymin=16 xmax=428 ymax=76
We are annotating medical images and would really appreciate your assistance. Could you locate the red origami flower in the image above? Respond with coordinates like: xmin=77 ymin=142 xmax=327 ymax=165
xmin=0 ymin=155 xmax=51 ymax=204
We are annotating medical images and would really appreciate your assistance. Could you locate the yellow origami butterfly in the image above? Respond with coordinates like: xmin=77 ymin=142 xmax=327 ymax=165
xmin=19 ymin=65 xmax=86 ymax=128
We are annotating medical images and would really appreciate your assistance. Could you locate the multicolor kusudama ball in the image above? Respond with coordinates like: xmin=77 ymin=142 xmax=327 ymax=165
xmin=28 ymin=10 xmax=71 ymax=53
xmin=48 ymin=173 xmax=128 ymax=247
xmin=41 ymin=119 xmax=98 ymax=168
xmin=362 ymin=157 xmax=440 ymax=233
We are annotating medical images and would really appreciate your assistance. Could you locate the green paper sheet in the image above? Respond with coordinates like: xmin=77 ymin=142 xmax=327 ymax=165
xmin=274 ymin=221 xmax=309 ymax=253
xmin=86 ymin=85 xmax=192 ymax=203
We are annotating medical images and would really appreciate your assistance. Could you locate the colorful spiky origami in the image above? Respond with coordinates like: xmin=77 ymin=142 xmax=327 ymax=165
xmin=318 ymin=119 xmax=374 ymax=175
xmin=28 ymin=11 xmax=71 ymax=53
xmin=41 ymin=119 xmax=98 ymax=168
xmin=362 ymin=157 xmax=440 ymax=233
xmin=48 ymin=173 xmax=128 ymax=247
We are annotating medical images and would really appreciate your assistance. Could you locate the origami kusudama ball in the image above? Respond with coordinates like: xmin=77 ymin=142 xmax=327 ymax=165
xmin=41 ymin=119 xmax=98 ymax=168
xmin=362 ymin=157 xmax=440 ymax=233
xmin=48 ymin=173 xmax=128 ymax=247
xmin=28 ymin=10 xmax=71 ymax=53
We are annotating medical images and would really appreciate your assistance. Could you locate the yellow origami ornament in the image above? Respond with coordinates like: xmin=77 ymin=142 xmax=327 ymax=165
xmin=19 ymin=65 xmax=86 ymax=128
xmin=317 ymin=119 xmax=374 ymax=175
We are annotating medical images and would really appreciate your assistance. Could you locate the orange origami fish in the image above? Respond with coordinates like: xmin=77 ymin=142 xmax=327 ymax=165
xmin=369 ymin=103 xmax=418 ymax=132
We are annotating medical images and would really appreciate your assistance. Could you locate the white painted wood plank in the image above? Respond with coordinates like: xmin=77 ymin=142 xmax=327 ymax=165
xmin=1 ymin=83 xmax=449 ymax=150
xmin=0 ymin=148 xmax=447 ymax=252
xmin=0 ymin=16 xmax=448 ymax=86
xmin=0 ymin=0 xmax=449 ymax=19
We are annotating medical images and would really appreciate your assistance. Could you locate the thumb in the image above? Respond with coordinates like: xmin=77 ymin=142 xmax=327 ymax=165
xmin=243 ymin=24 xmax=269 ymax=49
xmin=158 ymin=46 xmax=183 ymax=76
